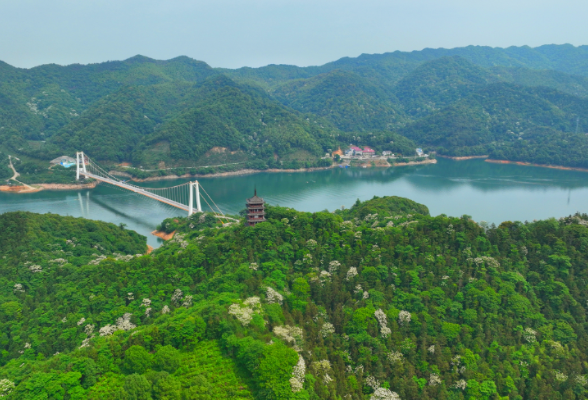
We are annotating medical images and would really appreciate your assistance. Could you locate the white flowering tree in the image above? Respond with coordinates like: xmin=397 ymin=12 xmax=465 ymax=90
xmin=290 ymin=354 xmax=306 ymax=392
xmin=0 ymin=379 xmax=15 ymax=397
xmin=398 ymin=310 xmax=411 ymax=326
xmin=266 ymin=287 xmax=283 ymax=304
xmin=374 ymin=309 xmax=391 ymax=338
xmin=320 ymin=322 xmax=335 ymax=338
xmin=228 ymin=297 xmax=261 ymax=326
xmin=370 ymin=388 xmax=401 ymax=400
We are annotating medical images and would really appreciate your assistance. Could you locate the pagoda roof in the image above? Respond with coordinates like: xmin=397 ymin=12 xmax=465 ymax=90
xmin=246 ymin=188 xmax=264 ymax=204
xmin=246 ymin=195 xmax=264 ymax=204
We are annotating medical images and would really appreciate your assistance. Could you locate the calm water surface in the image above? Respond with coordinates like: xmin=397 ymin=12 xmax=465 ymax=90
xmin=2 ymin=159 xmax=588 ymax=247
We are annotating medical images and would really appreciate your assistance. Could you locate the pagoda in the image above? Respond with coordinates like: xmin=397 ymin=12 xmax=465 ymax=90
xmin=245 ymin=189 xmax=266 ymax=226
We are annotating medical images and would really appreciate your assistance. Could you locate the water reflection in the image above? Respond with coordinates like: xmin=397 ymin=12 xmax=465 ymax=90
xmin=2 ymin=159 xmax=588 ymax=247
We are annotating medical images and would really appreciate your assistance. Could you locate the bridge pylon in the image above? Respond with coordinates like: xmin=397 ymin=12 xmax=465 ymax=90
xmin=76 ymin=152 xmax=87 ymax=181
xmin=188 ymin=181 xmax=202 ymax=216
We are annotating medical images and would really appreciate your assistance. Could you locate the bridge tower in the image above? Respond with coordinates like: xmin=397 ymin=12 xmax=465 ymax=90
xmin=188 ymin=181 xmax=202 ymax=215
xmin=76 ymin=152 xmax=87 ymax=180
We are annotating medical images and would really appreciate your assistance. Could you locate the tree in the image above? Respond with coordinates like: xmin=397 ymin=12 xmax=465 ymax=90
xmin=124 ymin=346 xmax=154 ymax=374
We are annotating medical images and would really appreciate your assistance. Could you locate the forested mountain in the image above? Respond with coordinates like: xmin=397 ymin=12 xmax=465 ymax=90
xmin=391 ymin=56 xmax=499 ymax=119
xmin=399 ymin=83 xmax=588 ymax=164
xmin=225 ymin=44 xmax=588 ymax=87
xmin=273 ymin=70 xmax=406 ymax=131
xmin=3 ymin=197 xmax=588 ymax=399
xmin=2 ymin=43 xmax=588 ymax=180
xmin=46 ymin=75 xmax=337 ymax=166
xmin=490 ymin=67 xmax=588 ymax=99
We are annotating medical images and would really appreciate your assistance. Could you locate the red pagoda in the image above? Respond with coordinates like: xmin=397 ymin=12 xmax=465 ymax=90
xmin=246 ymin=189 xmax=266 ymax=226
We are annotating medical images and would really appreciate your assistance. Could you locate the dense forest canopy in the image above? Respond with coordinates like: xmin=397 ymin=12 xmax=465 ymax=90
xmin=2 ymin=197 xmax=588 ymax=399
xmin=2 ymin=44 xmax=588 ymax=183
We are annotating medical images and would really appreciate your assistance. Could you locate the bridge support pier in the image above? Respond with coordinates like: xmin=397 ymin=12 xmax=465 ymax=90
xmin=188 ymin=181 xmax=202 ymax=216
xmin=76 ymin=152 xmax=87 ymax=181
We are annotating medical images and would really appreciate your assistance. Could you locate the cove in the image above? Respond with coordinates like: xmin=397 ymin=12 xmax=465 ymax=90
xmin=2 ymin=158 xmax=588 ymax=247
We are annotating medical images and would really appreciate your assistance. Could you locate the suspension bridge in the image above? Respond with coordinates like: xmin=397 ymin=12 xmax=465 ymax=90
xmin=75 ymin=151 xmax=234 ymax=221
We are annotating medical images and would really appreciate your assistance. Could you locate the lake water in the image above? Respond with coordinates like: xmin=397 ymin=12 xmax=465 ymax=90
xmin=2 ymin=158 xmax=588 ymax=247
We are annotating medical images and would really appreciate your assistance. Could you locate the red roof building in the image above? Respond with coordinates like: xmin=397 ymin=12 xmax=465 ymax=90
xmin=363 ymin=146 xmax=375 ymax=154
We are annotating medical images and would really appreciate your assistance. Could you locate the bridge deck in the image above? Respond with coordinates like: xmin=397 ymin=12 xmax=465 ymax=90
xmin=81 ymin=172 xmax=189 ymax=211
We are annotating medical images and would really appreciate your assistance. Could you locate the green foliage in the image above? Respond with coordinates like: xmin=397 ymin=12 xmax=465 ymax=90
xmin=4 ymin=193 xmax=588 ymax=399
xmin=124 ymin=346 xmax=153 ymax=374
xmin=153 ymin=346 xmax=180 ymax=374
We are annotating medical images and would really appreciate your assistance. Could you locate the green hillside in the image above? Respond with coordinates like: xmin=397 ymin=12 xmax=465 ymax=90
xmin=45 ymin=75 xmax=338 ymax=169
xmin=2 ymin=44 xmax=588 ymax=178
xmin=3 ymin=197 xmax=588 ymax=398
xmin=273 ymin=70 xmax=406 ymax=131
xmin=392 ymin=56 xmax=499 ymax=118
xmin=491 ymin=66 xmax=588 ymax=98
xmin=399 ymin=83 xmax=588 ymax=164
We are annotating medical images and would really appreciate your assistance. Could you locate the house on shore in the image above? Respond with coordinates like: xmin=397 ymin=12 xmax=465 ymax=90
xmin=363 ymin=146 xmax=375 ymax=156
xmin=382 ymin=151 xmax=393 ymax=156
xmin=416 ymin=148 xmax=424 ymax=157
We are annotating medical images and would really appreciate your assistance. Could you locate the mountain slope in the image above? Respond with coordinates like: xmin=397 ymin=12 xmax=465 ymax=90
xmin=399 ymin=83 xmax=588 ymax=165
xmin=491 ymin=66 xmax=588 ymax=98
xmin=49 ymin=75 xmax=337 ymax=166
xmin=273 ymin=70 xmax=406 ymax=131
xmin=392 ymin=56 xmax=499 ymax=118
xmin=3 ymin=198 xmax=588 ymax=398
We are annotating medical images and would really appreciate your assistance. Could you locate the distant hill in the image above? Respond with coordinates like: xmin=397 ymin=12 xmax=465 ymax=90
xmin=399 ymin=83 xmax=588 ymax=166
xmin=47 ymin=75 xmax=338 ymax=167
xmin=273 ymin=70 xmax=406 ymax=131
xmin=490 ymin=66 xmax=588 ymax=98
xmin=2 ymin=44 xmax=588 ymax=176
xmin=392 ymin=56 xmax=499 ymax=118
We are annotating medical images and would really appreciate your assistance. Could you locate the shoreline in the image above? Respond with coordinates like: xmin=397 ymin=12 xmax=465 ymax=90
xmin=437 ymin=155 xmax=489 ymax=161
xmin=0 ymin=181 xmax=99 ymax=193
xmin=485 ymin=159 xmax=588 ymax=173
xmin=117 ymin=165 xmax=337 ymax=182
xmin=391 ymin=159 xmax=437 ymax=167
xmin=1 ymin=160 xmax=441 ymax=193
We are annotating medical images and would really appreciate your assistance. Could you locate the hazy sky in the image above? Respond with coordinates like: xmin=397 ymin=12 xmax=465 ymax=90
xmin=1 ymin=0 xmax=587 ymax=69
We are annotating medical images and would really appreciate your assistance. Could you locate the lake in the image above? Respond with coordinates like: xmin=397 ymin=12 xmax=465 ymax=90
xmin=2 ymin=158 xmax=588 ymax=247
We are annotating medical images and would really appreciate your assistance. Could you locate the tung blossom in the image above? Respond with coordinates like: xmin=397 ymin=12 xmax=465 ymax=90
xmin=99 ymin=313 xmax=136 ymax=337
xmin=182 ymin=295 xmax=193 ymax=308
xmin=171 ymin=289 xmax=183 ymax=303
xmin=429 ymin=373 xmax=442 ymax=386
xmin=346 ymin=267 xmax=358 ymax=280
xmin=161 ymin=305 xmax=170 ymax=314
xmin=274 ymin=325 xmax=304 ymax=346
xmin=228 ymin=297 xmax=261 ymax=326
xmin=453 ymin=379 xmax=467 ymax=390
xmin=0 ymin=379 xmax=15 ymax=397
xmin=290 ymin=354 xmax=306 ymax=393
xmin=13 ymin=284 xmax=24 ymax=293
xmin=84 ymin=324 xmax=95 ymax=336
xmin=523 ymin=327 xmax=537 ymax=343
xmin=140 ymin=298 xmax=151 ymax=307
xmin=387 ymin=351 xmax=403 ymax=363
xmin=320 ymin=322 xmax=335 ymax=338
xmin=328 ymin=260 xmax=340 ymax=273
xmin=370 ymin=388 xmax=401 ymax=400
xmin=266 ymin=287 xmax=283 ymax=305
xmin=366 ymin=376 xmax=380 ymax=391
xmin=398 ymin=310 xmax=411 ymax=326
xmin=374 ymin=309 xmax=390 ymax=338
